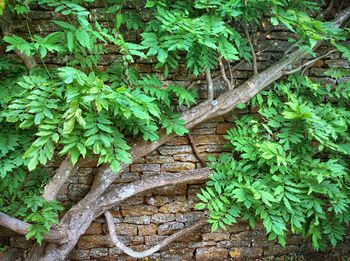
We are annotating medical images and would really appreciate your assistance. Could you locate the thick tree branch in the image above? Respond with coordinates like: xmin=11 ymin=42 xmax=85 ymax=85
xmin=188 ymin=133 xmax=207 ymax=167
xmin=43 ymin=156 xmax=80 ymax=202
xmin=105 ymin=210 xmax=206 ymax=258
xmin=89 ymin=6 xmax=350 ymax=214
xmin=100 ymin=168 xmax=211 ymax=211
xmin=0 ymin=212 xmax=68 ymax=243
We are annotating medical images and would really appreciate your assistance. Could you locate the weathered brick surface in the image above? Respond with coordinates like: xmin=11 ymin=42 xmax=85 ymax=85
xmin=1 ymin=3 xmax=350 ymax=261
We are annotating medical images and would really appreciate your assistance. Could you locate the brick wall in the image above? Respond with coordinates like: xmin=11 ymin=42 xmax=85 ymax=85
xmin=1 ymin=2 xmax=350 ymax=260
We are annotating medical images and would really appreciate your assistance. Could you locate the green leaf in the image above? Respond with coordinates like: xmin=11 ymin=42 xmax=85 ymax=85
xmin=67 ymin=31 xmax=74 ymax=53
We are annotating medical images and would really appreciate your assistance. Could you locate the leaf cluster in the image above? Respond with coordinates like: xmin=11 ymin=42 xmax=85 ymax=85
xmin=197 ymin=74 xmax=350 ymax=250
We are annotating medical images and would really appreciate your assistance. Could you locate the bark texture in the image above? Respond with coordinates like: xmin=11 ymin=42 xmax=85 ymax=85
xmin=43 ymin=156 xmax=76 ymax=202
xmin=0 ymin=212 xmax=67 ymax=243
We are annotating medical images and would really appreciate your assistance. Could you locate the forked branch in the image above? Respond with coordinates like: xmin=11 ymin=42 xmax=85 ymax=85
xmin=105 ymin=211 xmax=206 ymax=258
xmin=284 ymin=49 xmax=337 ymax=75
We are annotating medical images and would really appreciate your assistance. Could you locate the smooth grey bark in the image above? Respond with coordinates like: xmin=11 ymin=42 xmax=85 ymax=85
xmin=0 ymin=212 xmax=68 ymax=243
xmin=43 ymin=156 xmax=75 ymax=202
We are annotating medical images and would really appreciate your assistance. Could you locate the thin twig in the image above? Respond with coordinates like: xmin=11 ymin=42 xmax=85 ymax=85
xmin=188 ymin=133 xmax=207 ymax=167
xmin=284 ymin=50 xmax=336 ymax=75
xmin=241 ymin=22 xmax=258 ymax=75
xmin=218 ymin=57 xmax=233 ymax=90
xmin=227 ymin=60 xmax=234 ymax=86
xmin=206 ymin=68 xmax=214 ymax=100
xmin=318 ymin=0 xmax=335 ymax=19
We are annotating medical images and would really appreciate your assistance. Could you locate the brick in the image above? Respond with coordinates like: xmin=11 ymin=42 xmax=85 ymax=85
xmin=123 ymin=216 xmax=151 ymax=225
xmin=103 ymin=223 xmax=137 ymax=236
xmin=217 ymin=123 xmax=234 ymax=134
xmin=68 ymin=183 xmax=90 ymax=201
xmin=151 ymin=213 xmax=175 ymax=224
xmin=195 ymin=247 xmax=228 ymax=260
xmin=158 ymin=221 xmax=184 ymax=235
xmin=175 ymin=212 xmax=205 ymax=223
xmin=192 ymin=135 xmax=226 ymax=145
xmin=138 ymin=224 xmax=157 ymax=236
xmin=89 ymin=247 xmax=109 ymax=259
xmin=121 ymin=205 xmax=158 ymax=216
xmin=145 ymin=155 xmax=174 ymax=164
xmin=160 ymin=248 xmax=194 ymax=260
xmin=161 ymin=162 xmax=195 ymax=172
xmin=130 ymin=164 xmax=160 ymax=172
xmin=78 ymin=235 xmax=113 ymax=249
xmin=165 ymin=136 xmax=189 ymax=145
xmin=145 ymin=196 xmax=173 ymax=206
xmin=159 ymin=201 xmax=190 ymax=213
xmin=158 ymin=145 xmax=192 ymax=155
xmin=69 ymin=249 xmax=90 ymax=260
xmin=173 ymin=154 xmax=199 ymax=162
xmin=229 ymin=247 xmax=263 ymax=259
xmin=85 ymin=223 xmax=102 ymax=235
xmin=202 ymin=232 xmax=230 ymax=241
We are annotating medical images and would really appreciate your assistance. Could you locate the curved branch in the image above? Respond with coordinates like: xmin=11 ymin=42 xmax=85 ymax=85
xmin=0 ymin=212 xmax=68 ymax=243
xmin=188 ymin=133 xmax=207 ymax=167
xmin=105 ymin=211 xmax=206 ymax=258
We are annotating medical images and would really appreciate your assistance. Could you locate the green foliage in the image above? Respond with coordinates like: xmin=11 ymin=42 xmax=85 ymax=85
xmin=198 ymin=75 xmax=350 ymax=250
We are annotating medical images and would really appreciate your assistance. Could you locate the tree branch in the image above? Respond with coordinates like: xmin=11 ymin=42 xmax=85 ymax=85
xmin=105 ymin=211 xmax=206 ymax=258
xmin=241 ymin=23 xmax=258 ymax=75
xmin=0 ymin=8 xmax=37 ymax=70
xmin=188 ymin=133 xmax=207 ymax=167
xmin=205 ymin=68 xmax=214 ymax=100
xmin=218 ymin=57 xmax=233 ymax=90
xmin=100 ymin=168 xmax=211 ymax=211
xmin=43 ymin=155 xmax=80 ymax=202
xmin=0 ymin=212 xmax=68 ymax=243
xmin=319 ymin=0 xmax=335 ymax=19
xmin=87 ymin=7 xmax=350 ymax=209
xmin=284 ymin=49 xmax=336 ymax=75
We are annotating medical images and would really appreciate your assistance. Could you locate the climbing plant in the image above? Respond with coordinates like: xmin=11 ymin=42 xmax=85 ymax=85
xmin=198 ymin=72 xmax=350 ymax=250
xmin=0 ymin=0 xmax=349 ymax=260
